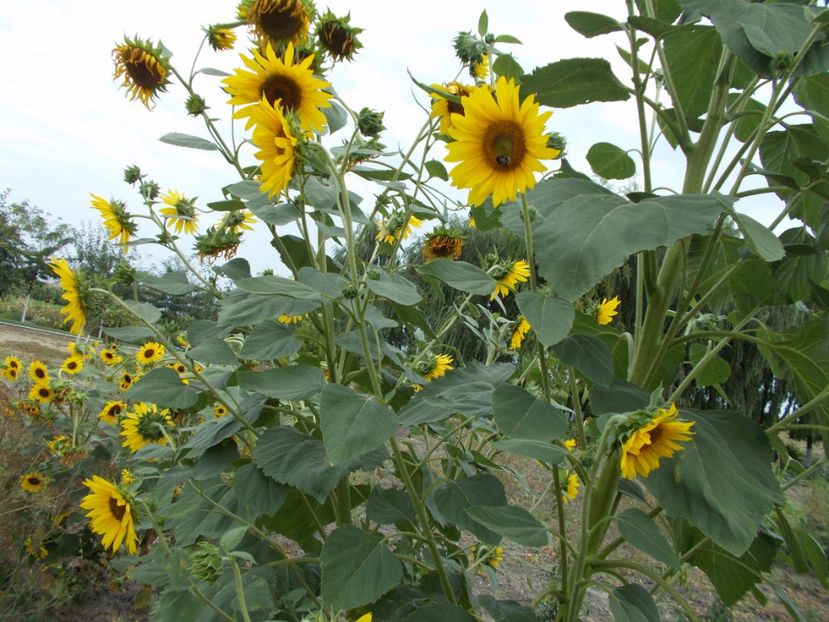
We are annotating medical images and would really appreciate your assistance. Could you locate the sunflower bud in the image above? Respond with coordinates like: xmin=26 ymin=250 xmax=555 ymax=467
xmin=205 ymin=25 xmax=237 ymax=51
xmin=357 ymin=107 xmax=385 ymax=138
xmin=546 ymin=132 xmax=566 ymax=157
xmin=123 ymin=164 xmax=143 ymax=185
xmin=113 ymin=262 xmax=137 ymax=286
xmin=318 ymin=10 xmax=363 ymax=62
xmin=185 ymin=93 xmax=208 ymax=116
xmin=140 ymin=180 xmax=160 ymax=201
xmin=342 ymin=285 xmax=359 ymax=299
xmin=453 ymin=31 xmax=486 ymax=67
xmin=190 ymin=542 xmax=223 ymax=583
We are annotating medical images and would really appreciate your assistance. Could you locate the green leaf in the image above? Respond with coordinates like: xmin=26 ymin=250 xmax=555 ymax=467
xmin=663 ymin=25 xmax=723 ymax=119
xmin=637 ymin=0 xmax=681 ymax=23
xmin=159 ymin=132 xmax=218 ymax=151
xmin=429 ymin=474 xmax=508 ymax=544
xmin=591 ymin=380 xmax=649 ymax=416
xmin=235 ymin=274 xmax=322 ymax=299
xmin=165 ymin=479 xmax=239 ymax=546
xmin=609 ymin=584 xmax=660 ymax=622
xmin=425 ymin=159 xmax=448 ymax=181
xmin=477 ymin=9 xmax=488 ymax=36
xmin=320 ymin=384 xmax=397 ymax=466
xmin=795 ymin=529 xmax=829 ymax=588
xmin=125 ymin=367 xmax=198 ymax=409
xmin=515 ymin=291 xmax=574 ymax=347
xmin=206 ymin=199 xmax=245 ymax=212
xmin=774 ymin=228 xmax=828 ymax=303
xmin=214 ymin=257 xmax=251 ymax=281
xmin=102 ymin=326 xmax=155 ymax=343
xmin=645 ymin=409 xmax=783 ymax=555
xmin=729 ymin=210 xmax=785 ymax=261
xmin=323 ymin=100 xmax=347 ymax=134
xmin=521 ymin=58 xmax=630 ymax=108
xmin=403 ymin=604 xmax=476 ymax=622
xmin=187 ymin=337 xmax=238 ymax=366
xmin=553 ymin=334 xmax=614 ymax=387
xmin=321 ymin=525 xmax=403 ymax=611
xmin=494 ymin=34 xmax=522 ymax=45
xmin=492 ymin=54 xmax=524 ymax=81
xmin=197 ymin=67 xmax=230 ymax=77
xmin=240 ymin=321 xmax=301 ymax=360
xmin=142 ymin=271 xmax=195 ymax=295
xmin=564 ymin=12 xmax=622 ymax=38
xmin=237 ymin=365 xmax=324 ymax=401
xmin=689 ymin=343 xmax=732 ymax=386
xmin=465 ymin=505 xmax=549 ymax=547
xmin=417 ymin=259 xmax=496 ymax=296
xmin=366 ymin=487 xmax=415 ymax=525
xmin=366 ymin=271 xmax=422 ymax=306
xmin=618 ymin=509 xmax=680 ymax=569
xmin=492 ymin=384 xmax=567 ymax=440
xmin=729 ymin=95 xmax=766 ymax=143
xmin=586 ymin=142 xmax=637 ymax=180
xmin=123 ymin=300 xmax=162 ymax=324
xmin=477 ymin=596 xmax=537 ymax=622
xmin=492 ymin=439 xmax=566 ymax=465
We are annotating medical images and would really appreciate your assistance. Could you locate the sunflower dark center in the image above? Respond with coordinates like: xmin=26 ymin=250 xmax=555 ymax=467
xmin=126 ymin=56 xmax=164 ymax=89
xmin=35 ymin=369 xmax=45 ymax=379
xmin=108 ymin=404 xmax=122 ymax=417
xmin=649 ymin=425 xmax=664 ymax=445
xmin=109 ymin=497 xmax=127 ymax=521
xmin=261 ymin=75 xmax=302 ymax=111
xmin=38 ymin=387 xmax=50 ymax=398
xmin=257 ymin=6 xmax=305 ymax=41
xmin=143 ymin=349 xmax=155 ymax=359
xmin=28 ymin=477 xmax=41 ymax=486
xmin=483 ymin=121 xmax=526 ymax=171
xmin=68 ymin=361 xmax=77 ymax=370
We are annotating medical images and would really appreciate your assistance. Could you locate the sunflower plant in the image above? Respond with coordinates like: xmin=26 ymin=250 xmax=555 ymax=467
xmin=13 ymin=2 xmax=829 ymax=621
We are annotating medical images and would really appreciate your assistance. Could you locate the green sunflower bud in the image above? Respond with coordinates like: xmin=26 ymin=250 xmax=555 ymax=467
xmin=140 ymin=180 xmax=160 ymax=201
xmin=190 ymin=542 xmax=223 ymax=583
xmin=185 ymin=93 xmax=208 ymax=116
xmin=357 ymin=107 xmax=385 ymax=138
xmin=453 ymin=31 xmax=486 ymax=67
xmin=123 ymin=164 xmax=143 ymax=185
xmin=342 ymin=285 xmax=359 ymax=299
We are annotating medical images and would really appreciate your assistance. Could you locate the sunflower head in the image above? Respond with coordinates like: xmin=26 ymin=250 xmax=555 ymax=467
xmin=47 ymin=434 xmax=72 ymax=456
xmin=136 ymin=341 xmax=165 ymax=366
xmin=620 ymin=404 xmax=695 ymax=479
xmin=220 ymin=210 xmax=258 ymax=234
xmin=191 ymin=541 xmax=224 ymax=583
xmin=453 ymin=31 xmax=487 ymax=68
xmin=490 ymin=259 xmax=530 ymax=300
xmin=100 ymin=347 xmax=123 ymax=366
xmin=90 ymin=195 xmax=137 ymax=253
xmin=205 ymin=25 xmax=237 ymax=51
xmin=120 ymin=469 xmax=136 ymax=486
xmin=61 ymin=354 xmax=84 ymax=375
xmin=249 ymin=97 xmax=299 ymax=199
xmin=118 ymin=370 xmax=138 ymax=392
xmin=431 ymin=82 xmax=473 ymax=136
xmin=277 ymin=314 xmax=303 ymax=324
xmin=49 ymin=258 xmax=91 ymax=335
xmin=562 ymin=472 xmax=581 ymax=504
xmin=159 ymin=190 xmax=199 ymax=235
xmin=1 ymin=366 xmax=19 ymax=382
xmin=185 ymin=93 xmax=209 ymax=116
xmin=120 ymin=402 xmax=174 ymax=453
xmin=471 ymin=54 xmax=489 ymax=81
xmin=357 ymin=107 xmax=385 ymax=138
xmin=563 ymin=438 xmax=577 ymax=452
xmin=423 ymin=228 xmax=465 ymax=262
xmin=28 ymin=360 xmax=50 ymax=383
xmin=80 ymin=475 xmax=138 ymax=554
xmin=28 ymin=383 xmax=54 ymax=404
xmin=195 ymin=226 xmax=243 ymax=263
xmin=376 ymin=213 xmax=423 ymax=246
xmin=20 ymin=472 xmax=47 ymax=494
xmin=416 ymin=353 xmax=454 ymax=382
xmin=509 ymin=316 xmax=532 ymax=350
xmin=99 ymin=400 xmax=126 ymax=425
xmin=112 ymin=36 xmax=171 ymax=109
xmin=595 ymin=296 xmax=621 ymax=326
xmin=246 ymin=0 xmax=312 ymax=48
xmin=317 ymin=10 xmax=363 ymax=62
xmin=446 ymin=77 xmax=559 ymax=207
xmin=4 ymin=355 xmax=21 ymax=371
xmin=213 ymin=403 xmax=228 ymax=417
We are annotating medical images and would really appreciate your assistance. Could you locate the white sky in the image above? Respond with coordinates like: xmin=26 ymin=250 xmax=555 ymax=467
xmin=0 ymin=1 xmax=782 ymax=273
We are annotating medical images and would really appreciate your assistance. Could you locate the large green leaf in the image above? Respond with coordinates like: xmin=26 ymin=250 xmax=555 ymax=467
xmin=515 ymin=291 xmax=574 ymax=347
xmin=366 ymin=270 xmax=422 ymax=306
xmin=239 ymin=321 xmax=301 ymax=360
xmin=663 ymin=25 xmax=723 ymax=119
xmin=773 ymin=228 xmax=828 ymax=303
xmin=320 ymin=384 xmax=397 ymax=466
xmin=159 ymin=132 xmax=218 ymax=151
xmin=586 ymin=142 xmax=637 ymax=180
xmin=429 ymin=474 xmax=508 ymax=544
xmin=532 ymin=191 xmax=724 ymax=300
xmin=217 ymin=290 xmax=319 ymax=327
xmin=125 ymin=367 xmax=198 ymax=409
xmin=521 ymin=58 xmax=630 ymax=108
xmin=187 ymin=337 xmax=238 ymax=366
xmin=235 ymin=275 xmax=322 ymax=299
xmin=366 ymin=487 xmax=416 ymax=525
xmin=492 ymin=439 xmax=566 ymax=465
xmin=165 ymin=478 xmax=239 ymax=546
xmin=464 ymin=505 xmax=549 ymax=547
xmin=728 ymin=210 xmax=785 ymax=262
xmin=142 ymin=271 xmax=195 ymax=295
xmin=237 ymin=365 xmax=324 ymax=401
xmin=618 ymin=509 xmax=680 ymax=570
xmin=102 ymin=325 xmax=155 ymax=343
xmin=644 ymin=409 xmax=783 ymax=556
xmin=553 ymin=334 xmax=614 ymax=387
xmin=609 ymin=584 xmax=660 ymax=622
xmin=417 ymin=259 xmax=496 ymax=296
xmin=321 ymin=525 xmax=403 ymax=611
xmin=564 ymin=12 xmax=622 ymax=38
xmin=492 ymin=384 xmax=567 ymax=440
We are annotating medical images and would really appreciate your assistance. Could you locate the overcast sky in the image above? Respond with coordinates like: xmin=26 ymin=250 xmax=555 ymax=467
xmin=0 ymin=1 xmax=781 ymax=273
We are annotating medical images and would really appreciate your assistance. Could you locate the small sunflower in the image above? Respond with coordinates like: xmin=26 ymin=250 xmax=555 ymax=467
xmin=112 ymin=36 xmax=171 ymax=109
xmin=99 ymin=400 xmax=126 ymax=425
xmin=487 ymin=545 xmax=503 ymax=570
xmin=246 ymin=0 xmax=311 ymax=47
xmin=376 ymin=213 xmax=423 ymax=246
xmin=562 ymin=472 xmax=581 ymax=504
xmin=472 ymin=54 xmax=489 ymax=81
xmin=120 ymin=469 xmax=136 ymax=486
xmin=620 ymin=404 xmax=695 ymax=480
xmin=213 ymin=403 xmax=228 ymax=417
xmin=509 ymin=316 xmax=532 ymax=350
xmin=4 ymin=355 xmax=21 ymax=371
xmin=446 ymin=77 xmax=559 ymax=207
xmin=563 ymin=438 xmax=577 ymax=452
xmin=90 ymin=195 xmax=136 ymax=252
xmin=20 ymin=472 xmax=47 ymax=494
xmin=491 ymin=259 xmax=530 ymax=300
xmin=118 ymin=370 xmax=138 ymax=392
xmin=61 ymin=354 xmax=84 ymax=375
xmin=417 ymin=353 xmax=454 ymax=382
xmin=249 ymin=97 xmax=298 ymax=198
xmin=596 ymin=296 xmax=621 ymax=326
xmin=80 ymin=475 xmax=138 ymax=554
xmin=100 ymin=347 xmax=123 ymax=366
xmin=223 ymin=42 xmax=331 ymax=133
xmin=176 ymin=334 xmax=190 ymax=348
xmin=159 ymin=190 xmax=199 ymax=235
xmin=431 ymin=82 xmax=473 ymax=136
xmin=28 ymin=361 xmax=49 ymax=383
xmin=1 ymin=366 xmax=19 ymax=382
xmin=49 ymin=258 xmax=90 ymax=335
xmin=136 ymin=341 xmax=165 ymax=366
xmin=423 ymin=229 xmax=465 ymax=262
xmin=28 ymin=383 xmax=53 ymax=404
xmin=205 ymin=25 xmax=237 ymax=51
xmin=168 ymin=361 xmax=187 ymax=375
xmin=220 ymin=210 xmax=257 ymax=234
xmin=120 ymin=402 xmax=174 ymax=453
xmin=47 ymin=435 xmax=71 ymax=456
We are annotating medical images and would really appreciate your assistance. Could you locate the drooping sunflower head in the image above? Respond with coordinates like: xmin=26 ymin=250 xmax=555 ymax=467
xmin=120 ymin=402 xmax=174 ymax=453
xmin=246 ymin=0 xmax=312 ymax=47
xmin=595 ymin=295 xmax=621 ymax=326
xmin=376 ymin=213 xmax=423 ymax=246
xmin=120 ymin=469 xmax=136 ymax=486
xmin=620 ymin=404 xmax=695 ymax=480
xmin=223 ymin=42 xmax=331 ymax=133
xmin=562 ymin=472 xmax=581 ymax=504
xmin=49 ymin=258 xmax=91 ymax=335
xmin=28 ymin=383 xmax=53 ymax=405
xmin=317 ymin=10 xmax=363 ymax=62
xmin=61 ymin=354 xmax=84 ymax=375
xmin=99 ymin=400 xmax=126 ymax=425
xmin=220 ymin=209 xmax=258 ymax=234
xmin=249 ymin=97 xmax=298 ymax=199
xmin=509 ymin=316 xmax=532 ymax=351
xmin=80 ymin=475 xmax=138 ymax=554
xmin=194 ymin=226 xmax=243 ymax=263
xmin=446 ymin=77 xmax=560 ymax=207
xmin=159 ymin=190 xmax=199 ymax=235
xmin=205 ymin=25 xmax=237 ymax=51
xmin=90 ymin=194 xmax=137 ymax=253
xmin=490 ymin=259 xmax=530 ymax=300
xmin=423 ymin=228 xmax=465 ymax=263
xmin=20 ymin=472 xmax=47 ymax=494
xmin=431 ymin=82 xmax=473 ymax=136
xmin=416 ymin=353 xmax=454 ymax=382
xmin=136 ymin=341 xmax=165 ymax=366
xmin=112 ymin=36 xmax=171 ymax=109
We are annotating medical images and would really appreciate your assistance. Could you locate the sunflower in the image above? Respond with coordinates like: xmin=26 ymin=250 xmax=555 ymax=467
xmin=120 ymin=469 xmax=136 ymax=486
xmin=620 ymin=404 xmax=695 ymax=480
xmin=99 ymin=400 xmax=126 ymax=425
xmin=1 ymin=366 xmax=19 ymax=382
xmin=213 ymin=403 xmax=228 ymax=417
xmin=120 ymin=402 xmax=174 ymax=452
xmin=223 ymin=42 xmax=331 ymax=132
xmin=418 ymin=353 xmax=454 ymax=382
xmin=28 ymin=361 xmax=49 ymax=383
xmin=112 ymin=36 xmax=171 ymax=109
xmin=49 ymin=258 xmax=89 ymax=335
xmin=206 ymin=25 xmax=237 ymax=51
xmin=246 ymin=0 xmax=311 ymax=47
xmin=168 ymin=361 xmax=187 ymax=375
xmin=221 ymin=210 xmax=258 ymax=234
xmin=47 ymin=435 xmax=71 ymax=456
xmin=446 ymin=77 xmax=559 ymax=207
xmin=118 ymin=370 xmax=138 ymax=392
xmin=596 ymin=296 xmax=621 ymax=326
xmin=423 ymin=229 xmax=465 ymax=262
xmin=20 ymin=472 xmax=47 ymax=494
xmin=472 ymin=54 xmax=489 ymax=81
xmin=562 ymin=472 xmax=581 ymax=504
xmin=509 ymin=317 xmax=532 ymax=350
xmin=491 ymin=259 xmax=530 ymax=300
xmin=61 ymin=354 xmax=84 ymax=375
xmin=136 ymin=341 xmax=165 ymax=366
xmin=4 ymin=355 xmax=21 ymax=371
xmin=28 ymin=383 xmax=53 ymax=404
xmin=100 ymin=347 xmax=123 ymax=366
xmin=318 ymin=10 xmax=363 ymax=62
xmin=159 ymin=190 xmax=199 ymax=235
xmin=563 ymin=438 xmax=577 ymax=452
xmin=249 ymin=97 xmax=298 ymax=198
xmin=376 ymin=214 xmax=423 ymax=246
xmin=80 ymin=475 xmax=138 ymax=554
xmin=90 ymin=195 xmax=136 ymax=252
xmin=431 ymin=82 xmax=473 ymax=136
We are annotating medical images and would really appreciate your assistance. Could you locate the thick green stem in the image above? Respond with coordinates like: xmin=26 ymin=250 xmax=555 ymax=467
xmin=229 ymin=558 xmax=253 ymax=622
